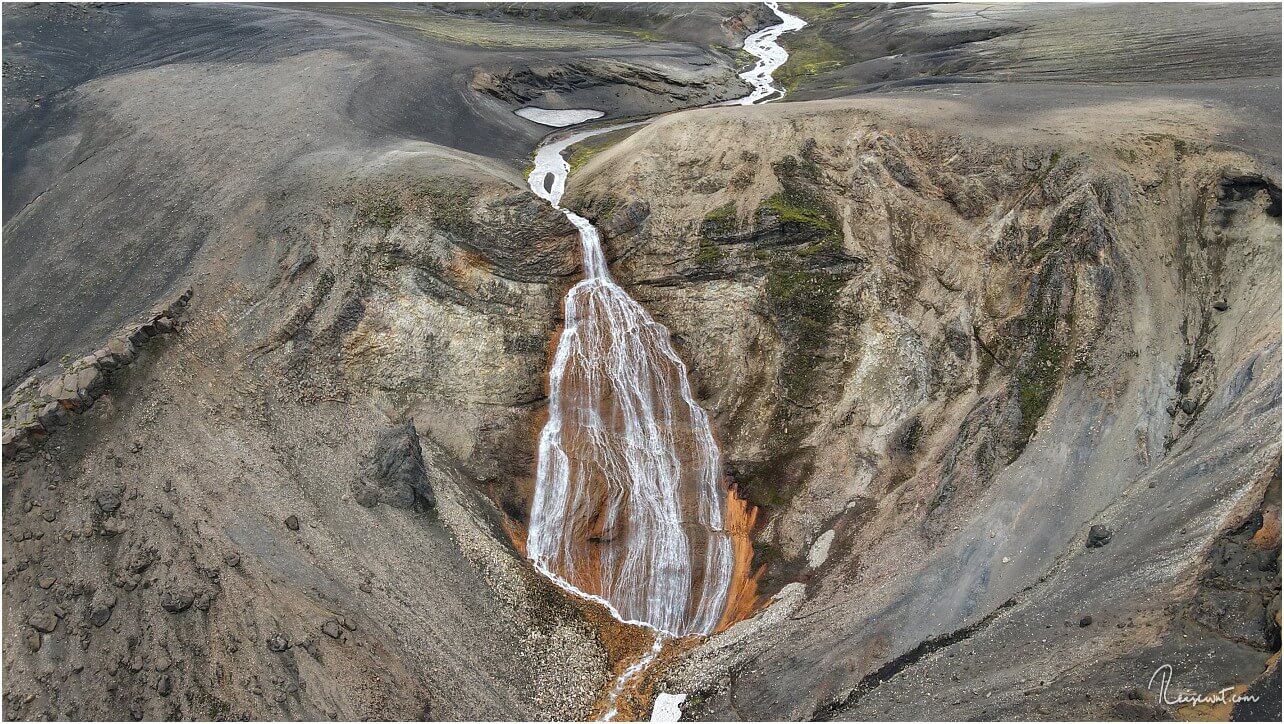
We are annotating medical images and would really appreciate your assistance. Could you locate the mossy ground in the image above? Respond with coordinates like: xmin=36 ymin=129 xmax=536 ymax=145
xmin=350 ymin=180 xmax=476 ymax=236
xmin=775 ymin=6 xmax=856 ymax=93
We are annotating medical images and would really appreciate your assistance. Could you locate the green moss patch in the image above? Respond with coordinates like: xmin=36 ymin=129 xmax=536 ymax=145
xmin=350 ymin=180 xmax=476 ymax=236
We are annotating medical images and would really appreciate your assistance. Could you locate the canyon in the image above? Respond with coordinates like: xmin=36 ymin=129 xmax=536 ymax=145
xmin=2 ymin=2 xmax=1281 ymax=722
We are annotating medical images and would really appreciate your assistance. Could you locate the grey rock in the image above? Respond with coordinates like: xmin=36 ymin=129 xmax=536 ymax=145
xmin=1079 ymin=615 xmax=1093 ymax=627
xmin=29 ymin=612 xmax=58 ymax=633
xmin=1213 ymin=298 xmax=1229 ymax=311
xmin=284 ymin=515 xmax=299 ymax=531
xmin=1180 ymin=399 xmax=1197 ymax=415
xmin=89 ymin=604 xmax=113 ymax=628
xmin=160 ymin=589 xmax=194 ymax=613
xmin=321 ymin=620 xmax=342 ymax=639
xmin=267 ymin=634 xmax=290 ymax=652
xmin=352 ymin=420 xmax=436 ymax=510
xmin=157 ymin=675 xmax=172 ymax=697
xmin=1086 ymin=524 xmax=1113 ymax=548
xmin=96 ymin=491 xmax=122 ymax=513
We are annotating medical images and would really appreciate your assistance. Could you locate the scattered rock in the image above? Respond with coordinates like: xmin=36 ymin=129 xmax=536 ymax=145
xmin=321 ymin=620 xmax=343 ymax=639
xmin=37 ymin=577 xmax=56 ymax=590
xmin=224 ymin=553 xmax=241 ymax=567
xmin=267 ymin=634 xmax=290 ymax=652
xmin=101 ymin=517 xmax=128 ymax=536
xmin=1180 ymin=399 xmax=1197 ymax=415
xmin=1079 ymin=615 xmax=1093 ymax=627
xmin=24 ymin=631 xmax=42 ymax=652
xmin=160 ymin=589 xmax=194 ymax=613
xmin=88 ymin=604 xmax=113 ymax=628
xmin=284 ymin=515 xmax=300 ymax=531
xmin=1086 ymin=525 xmax=1113 ymax=548
xmin=157 ymin=675 xmax=172 ymax=697
xmin=29 ymin=612 xmax=58 ymax=633
xmin=340 ymin=617 xmax=357 ymax=631
xmin=96 ymin=491 xmax=122 ymax=513
xmin=1212 ymin=299 xmax=1229 ymax=311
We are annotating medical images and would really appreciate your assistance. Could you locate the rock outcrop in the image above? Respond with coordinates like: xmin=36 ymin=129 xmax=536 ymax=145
xmin=3 ymin=289 xmax=192 ymax=461
xmin=353 ymin=421 xmax=437 ymax=510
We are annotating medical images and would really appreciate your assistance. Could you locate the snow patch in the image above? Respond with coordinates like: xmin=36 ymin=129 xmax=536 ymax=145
xmin=514 ymin=107 xmax=605 ymax=127
xmin=808 ymin=529 xmax=835 ymax=568
xmin=650 ymin=692 xmax=687 ymax=722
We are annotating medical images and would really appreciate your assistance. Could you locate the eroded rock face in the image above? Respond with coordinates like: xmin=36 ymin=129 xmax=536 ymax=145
xmin=354 ymin=421 xmax=436 ymax=510
xmin=0 ymin=149 xmax=616 ymax=721
xmin=565 ymin=103 xmax=1280 ymax=720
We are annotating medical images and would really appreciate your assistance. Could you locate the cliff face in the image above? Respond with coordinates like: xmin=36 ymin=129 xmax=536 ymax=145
xmin=565 ymin=99 xmax=1281 ymax=719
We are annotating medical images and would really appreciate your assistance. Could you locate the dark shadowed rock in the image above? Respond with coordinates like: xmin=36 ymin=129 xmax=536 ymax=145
xmin=284 ymin=515 xmax=299 ymax=531
xmin=1087 ymin=525 xmax=1113 ymax=548
xmin=352 ymin=420 xmax=436 ymax=510
xmin=89 ymin=605 xmax=113 ymax=628
xmin=160 ymin=589 xmax=194 ymax=613
xmin=96 ymin=491 xmax=121 ymax=513
xmin=267 ymin=634 xmax=290 ymax=653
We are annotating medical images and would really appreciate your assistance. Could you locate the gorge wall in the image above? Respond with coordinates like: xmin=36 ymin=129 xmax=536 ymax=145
xmin=564 ymin=97 xmax=1281 ymax=719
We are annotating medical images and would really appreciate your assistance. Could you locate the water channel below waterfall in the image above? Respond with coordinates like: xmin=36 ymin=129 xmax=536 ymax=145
xmin=521 ymin=2 xmax=806 ymax=719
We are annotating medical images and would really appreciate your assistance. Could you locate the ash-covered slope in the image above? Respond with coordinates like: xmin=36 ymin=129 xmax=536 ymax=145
xmin=0 ymin=2 xmax=768 ymax=719
xmin=565 ymin=94 xmax=1281 ymax=719
xmin=1 ymin=1 xmax=762 ymax=391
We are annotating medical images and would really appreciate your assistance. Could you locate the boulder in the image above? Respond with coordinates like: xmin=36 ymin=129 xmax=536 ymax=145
xmin=1087 ymin=524 xmax=1113 ymax=548
xmin=352 ymin=420 xmax=436 ymax=510
xmin=29 ymin=612 xmax=58 ymax=633
xmin=160 ymin=589 xmax=194 ymax=613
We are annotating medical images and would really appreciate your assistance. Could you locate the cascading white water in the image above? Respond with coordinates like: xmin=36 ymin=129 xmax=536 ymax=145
xmin=524 ymin=0 xmax=804 ymax=657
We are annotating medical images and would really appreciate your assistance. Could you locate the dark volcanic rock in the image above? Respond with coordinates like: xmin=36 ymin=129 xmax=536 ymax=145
xmin=284 ymin=515 xmax=299 ymax=531
xmin=160 ymin=589 xmax=194 ymax=614
xmin=1086 ymin=525 xmax=1113 ymax=548
xmin=352 ymin=420 xmax=436 ymax=510
xmin=322 ymin=620 xmax=343 ymax=639
xmin=88 ymin=604 xmax=113 ymax=628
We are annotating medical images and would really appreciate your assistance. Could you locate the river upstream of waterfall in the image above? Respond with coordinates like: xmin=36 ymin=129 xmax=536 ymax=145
xmin=523 ymin=2 xmax=806 ymax=719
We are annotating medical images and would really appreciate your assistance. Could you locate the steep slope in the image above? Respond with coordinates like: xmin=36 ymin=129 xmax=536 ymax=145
xmin=565 ymin=96 xmax=1281 ymax=719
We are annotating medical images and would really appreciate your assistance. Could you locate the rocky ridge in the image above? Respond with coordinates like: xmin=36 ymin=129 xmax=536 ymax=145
xmin=3 ymin=289 xmax=192 ymax=462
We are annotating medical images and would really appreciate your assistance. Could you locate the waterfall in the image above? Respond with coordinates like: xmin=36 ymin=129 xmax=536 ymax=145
xmin=525 ymin=0 xmax=806 ymax=640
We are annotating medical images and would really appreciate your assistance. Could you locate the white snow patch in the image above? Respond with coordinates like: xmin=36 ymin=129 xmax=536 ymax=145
xmin=514 ymin=107 xmax=604 ymax=127
xmin=808 ymin=529 xmax=835 ymax=568
xmin=650 ymin=692 xmax=687 ymax=722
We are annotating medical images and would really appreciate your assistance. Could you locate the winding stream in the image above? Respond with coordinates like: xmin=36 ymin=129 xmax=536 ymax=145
xmin=523 ymin=1 xmax=805 ymax=718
